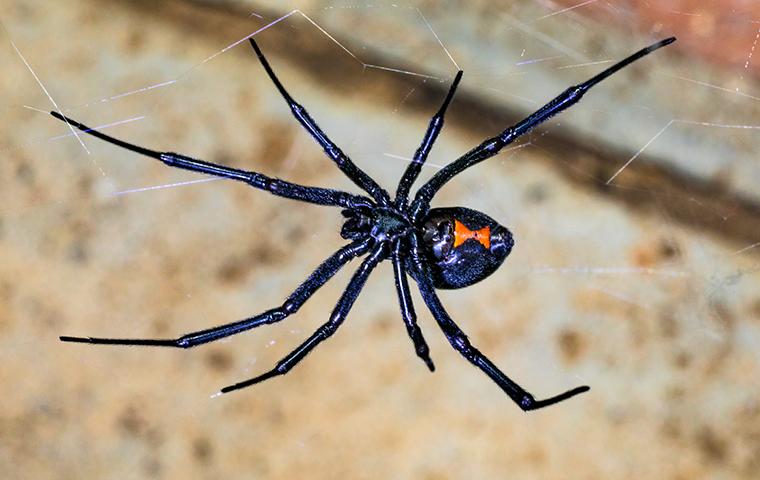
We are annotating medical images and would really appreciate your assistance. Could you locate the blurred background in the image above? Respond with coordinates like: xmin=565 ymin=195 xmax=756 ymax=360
xmin=1 ymin=0 xmax=759 ymax=478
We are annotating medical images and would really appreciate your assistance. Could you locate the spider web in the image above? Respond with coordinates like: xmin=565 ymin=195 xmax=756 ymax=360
xmin=1 ymin=1 xmax=759 ymax=479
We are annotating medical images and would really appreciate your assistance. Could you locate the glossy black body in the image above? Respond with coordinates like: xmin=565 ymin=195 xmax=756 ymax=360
xmin=54 ymin=36 xmax=675 ymax=410
xmin=415 ymin=207 xmax=514 ymax=289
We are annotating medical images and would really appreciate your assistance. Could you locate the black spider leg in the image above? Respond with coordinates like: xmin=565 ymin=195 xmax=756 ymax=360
xmin=410 ymin=37 xmax=676 ymax=220
xmin=221 ymin=242 xmax=388 ymax=394
xmin=407 ymin=233 xmax=589 ymax=411
xmin=50 ymin=112 xmax=373 ymax=210
xmin=60 ymin=238 xmax=372 ymax=347
xmin=391 ymin=239 xmax=434 ymax=371
xmin=248 ymin=39 xmax=391 ymax=207
xmin=394 ymin=70 xmax=463 ymax=209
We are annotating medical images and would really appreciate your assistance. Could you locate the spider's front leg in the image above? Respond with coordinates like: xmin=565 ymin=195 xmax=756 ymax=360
xmin=248 ymin=39 xmax=390 ymax=207
xmin=220 ymin=242 xmax=388 ymax=394
xmin=49 ymin=112 xmax=373 ymax=210
xmin=408 ymin=234 xmax=589 ymax=411
xmin=60 ymin=238 xmax=372 ymax=348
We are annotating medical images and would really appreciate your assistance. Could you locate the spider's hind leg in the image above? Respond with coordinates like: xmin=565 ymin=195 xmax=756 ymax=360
xmin=408 ymin=236 xmax=588 ymax=411
xmin=410 ymin=37 xmax=677 ymax=218
xmin=416 ymin=271 xmax=588 ymax=410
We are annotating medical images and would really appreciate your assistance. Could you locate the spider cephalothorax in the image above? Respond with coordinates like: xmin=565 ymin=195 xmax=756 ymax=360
xmin=54 ymin=36 xmax=675 ymax=411
xmin=341 ymin=206 xmax=411 ymax=243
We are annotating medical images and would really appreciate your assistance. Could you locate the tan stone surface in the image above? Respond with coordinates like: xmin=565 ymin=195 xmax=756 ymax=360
xmin=1 ymin=1 xmax=759 ymax=479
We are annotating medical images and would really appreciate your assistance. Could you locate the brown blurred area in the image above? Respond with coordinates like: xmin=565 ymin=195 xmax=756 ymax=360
xmin=1 ymin=0 xmax=759 ymax=479
xmin=554 ymin=0 xmax=760 ymax=77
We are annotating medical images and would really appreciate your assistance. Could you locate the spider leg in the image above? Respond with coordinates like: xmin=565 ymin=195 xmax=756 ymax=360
xmin=391 ymin=240 xmax=435 ymax=371
xmin=60 ymin=238 xmax=372 ymax=347
xmin=394 ymin=70 xmax=462 ymax=208
xmin=410 ymin=37 xmax=676 ymax=219
xmin=49 ymin=112 xmax=373 ymax=210
xmin=220 ymin=242 xmax=387 ymax=394
xmin=248 ymin=39 xmax=391 ymax=206
xmin=408 ymin=234 xmax=589 ymax=411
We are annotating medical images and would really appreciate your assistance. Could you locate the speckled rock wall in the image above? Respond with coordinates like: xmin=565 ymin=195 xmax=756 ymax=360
xmin=1 ymin=1 xmax=759 ymax=479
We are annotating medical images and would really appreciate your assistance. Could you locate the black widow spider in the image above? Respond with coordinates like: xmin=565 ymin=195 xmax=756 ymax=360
xmin=53 ymin=36 xmax=675 ymax=411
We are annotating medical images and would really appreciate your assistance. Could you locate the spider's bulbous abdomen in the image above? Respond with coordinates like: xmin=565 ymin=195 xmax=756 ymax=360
xmin=414 ymin=207 xmax=514 ymax=289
